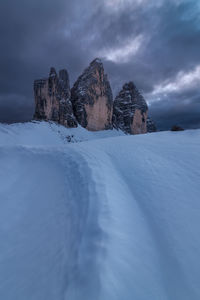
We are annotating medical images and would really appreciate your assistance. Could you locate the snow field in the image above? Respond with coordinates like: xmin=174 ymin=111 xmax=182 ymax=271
xmin=0 ymin=122 xmax=200 ymax=299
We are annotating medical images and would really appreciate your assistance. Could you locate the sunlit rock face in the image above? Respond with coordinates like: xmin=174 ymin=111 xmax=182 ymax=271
xmin=33 ymin=61 xmax=151 ymax=134
xmin=112 ymin=82 xmax=148 ymax=134
xmin=71 ymin=58 xmax=113 ymax=131
xmin=34 ymin=68 xmax=77 ymax=128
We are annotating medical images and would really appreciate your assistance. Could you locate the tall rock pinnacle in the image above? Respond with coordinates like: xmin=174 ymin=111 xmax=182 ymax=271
xmin=34 ymin=68 xmax=77 ymax=127
xmin=33 ymin=59 xmax=153 ymax=135
xmin=71 ymin=58 xmax=113 ymax=131
xmin=112 ymin=82 xmax=148 ymax=134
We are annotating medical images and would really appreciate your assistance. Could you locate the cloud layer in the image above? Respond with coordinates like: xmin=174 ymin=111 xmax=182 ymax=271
xmin=0 ymin=0 xmax=199 ymax=129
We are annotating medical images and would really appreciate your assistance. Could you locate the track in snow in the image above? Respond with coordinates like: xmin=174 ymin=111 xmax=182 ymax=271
xmin=0 ymin=122 xmax=200 ymax=300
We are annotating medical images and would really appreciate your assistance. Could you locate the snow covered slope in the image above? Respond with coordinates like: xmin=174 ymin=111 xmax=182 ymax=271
xmin=0 ymin=121 xmax=124 ymax=145
xmin=0 ymin=122 xmax=200 ymax=300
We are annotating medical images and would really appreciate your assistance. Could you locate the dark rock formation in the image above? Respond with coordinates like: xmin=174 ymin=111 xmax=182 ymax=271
xmin=147 ymin=117 xmax=157 ymax=133
xmin=34 ymin=68 xmax=77 ymax=127
xmin=33 ymin=59 xmax=154 ymax=135
xmin=112 ymin=82 xmax=148 ymax=134
xmin=171 ymin=125 xmax=184 ymax=131
xmin=71 ymin=58 xmax=113 ymax=131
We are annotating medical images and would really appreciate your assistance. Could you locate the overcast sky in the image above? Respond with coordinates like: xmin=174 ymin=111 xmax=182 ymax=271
xmin=0 ymin=0 xmax=199 ymax=130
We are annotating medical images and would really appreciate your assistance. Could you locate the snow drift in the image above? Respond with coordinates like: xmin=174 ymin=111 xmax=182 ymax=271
xmin=0 ymin=121 xmax=200 ymax=300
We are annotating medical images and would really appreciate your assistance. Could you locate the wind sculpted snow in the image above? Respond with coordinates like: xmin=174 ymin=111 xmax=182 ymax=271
xmin=0 ymin=122 xmax=200 ymax=300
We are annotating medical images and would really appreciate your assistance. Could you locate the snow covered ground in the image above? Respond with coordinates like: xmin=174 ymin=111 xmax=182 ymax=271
xmin=0 ymin=121 xmax=200 ymax=300
xmin=0 ymin=121 xmax=125 ymax=146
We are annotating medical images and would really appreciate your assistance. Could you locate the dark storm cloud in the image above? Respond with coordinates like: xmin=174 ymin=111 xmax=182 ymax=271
xmin=0 ymin=0 xmax=199 ymax=129
xmin=149 ymin=93 xmax=200 ymax=131
xmin=0 ymin=0 xmax=100 ymax=118
xmin=0 ymin=94 xmax=32 ymax=123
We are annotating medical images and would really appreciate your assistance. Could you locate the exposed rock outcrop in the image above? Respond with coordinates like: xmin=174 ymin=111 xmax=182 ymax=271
xmin=34 ymin=68 xmax=77 ymax=127
xmin=171 ymin=125 xmax=184 ymax=131
xmin=33 ymin=59 xmax=155 ymax=135
xmin=71 ymin=58 xmax=113 ymax=131
xmin=147 ymin=117 xmax=157 ymax=133
xmin=112 ymin=82 xmax=148 ymax=134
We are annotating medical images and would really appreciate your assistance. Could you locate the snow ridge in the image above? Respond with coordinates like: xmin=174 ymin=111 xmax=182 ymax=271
xmin=0 ymin=122 xmax=200 ymax=300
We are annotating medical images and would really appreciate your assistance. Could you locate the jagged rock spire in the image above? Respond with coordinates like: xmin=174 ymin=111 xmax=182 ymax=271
xmin=112 ymin=81 xmax=148 ymax=134
xmin=71 ymin=59 xmax=113 ymax=131
xmin=33 ymin=59 xmax=154 ymax=135
xmin=34 ymin=67 xmax=77 ymax=128
xmin=49 ymin=67 xmax=57 ymax=77
xmin=58 ymin=69 xmax=71 ymax=100
xmin=90 ymin=58 xmax=103 ymax=66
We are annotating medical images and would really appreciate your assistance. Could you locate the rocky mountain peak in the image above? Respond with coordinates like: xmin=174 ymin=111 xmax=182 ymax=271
xmin=59 ymin=69 xmax=69 ymax=83
xmin=71 ymin=59 xmax=113 ymax=131
xmin=113 ymin=81 xmax=148 ymax=134
xmin=123 ymin=81 xmax=136 ymax=90
xmin=90 ymin=57 xmax=103 ymax=66
xmin=34 ymin=67 xmax=77 ymax=127
xmin=49 ymin=67 xmax=57 ymax=78
xmin=78 ymin=58 xmax=104 ymax=84
xmin=120 ymin=81 xmax=148 ymax=112
xmin=33 ymin=58 xmax=156 ymax=134
xmin=58 ymin=69 xmax=70 ymax=100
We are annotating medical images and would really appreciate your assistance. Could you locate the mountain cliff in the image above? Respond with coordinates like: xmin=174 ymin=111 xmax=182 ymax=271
xmin=112 ymin=82 xmax=148 ymax=134
xmin=34 ymin=68 xmax=77 ymax=127
xmin=71 ymin=58 xmax=113 ymax=131
xmin=34 ymin=59 xmax=151 ymax=134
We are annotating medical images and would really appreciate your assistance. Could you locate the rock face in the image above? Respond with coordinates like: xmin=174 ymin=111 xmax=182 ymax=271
xmin=147 ymin=118 xmax=157 ymax=133
xmin=33 ymin=59 xmax=153 ymax=135
xmin=71 ymin=58 xmax=113 ymax=131
xmin=34 ymin=68 xmax=77 ymax=127
xmin=112 ymin=82 xmax=148 ymax=134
